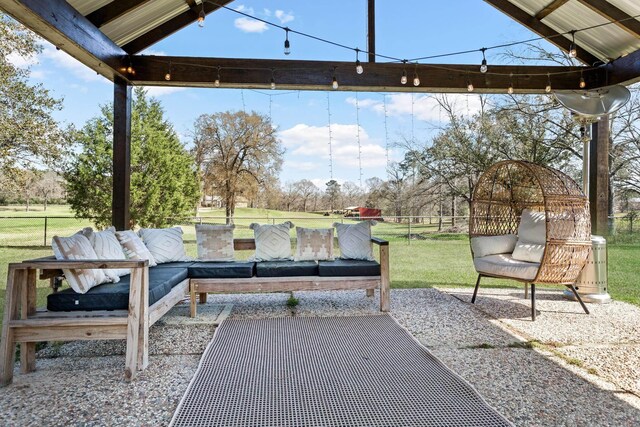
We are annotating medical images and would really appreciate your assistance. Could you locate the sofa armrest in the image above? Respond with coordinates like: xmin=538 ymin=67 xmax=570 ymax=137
xmin=371 ymin=237 xmax=389 ymax=246
xmin=21 ymin=258 xmax=148 ymax=270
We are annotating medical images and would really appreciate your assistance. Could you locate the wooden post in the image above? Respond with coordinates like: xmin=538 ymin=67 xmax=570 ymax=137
xmin=136 ymin=266 xmax=149 ymax=371
xmin=113 ymin=77 xmax=132 ymax=231
xmin=379 ymin=244 xmax=390 ymax=312
xmin=367 ymin=0 xmax=376 ymax=63
xmin=190 ymin=282 xmax=197 ymax=318
xmin=590 ymin=118 xmax=610 ymax=236
xmin=124 ymin=266 xmax=142 ymax=381
xmin=20 ymin=268 xmax=37 ymax=373
xmin=0 ymin=267 xmax=24 ymax=386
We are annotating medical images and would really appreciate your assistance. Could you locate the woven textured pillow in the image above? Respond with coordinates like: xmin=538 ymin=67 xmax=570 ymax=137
xmin=249 ymin=221 xmax=294 ymax=261
xmin=334 ymin=221 xmax=376 ymax=261
xmin=81 ymin=227 xmax=128 ymax=281
xmin=294 ymin=227 xmax=334 ymax=261
xmin=115 ymin=230 xmax=157 ymax=267
xmin=195 ymin=224 xmax=235 ymax=261
xmin=138 ymin=227 xmax=191 ymax=264
xmin=51 ymin=233 xmax=109 ymax=294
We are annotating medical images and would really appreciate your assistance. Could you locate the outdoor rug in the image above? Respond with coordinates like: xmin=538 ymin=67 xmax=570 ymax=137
xmin=170 ymin=315 xmax=512 ymax=427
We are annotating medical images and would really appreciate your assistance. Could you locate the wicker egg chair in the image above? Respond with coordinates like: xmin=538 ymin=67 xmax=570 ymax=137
xmin=469 ymin=160 xmax=592 ymax=320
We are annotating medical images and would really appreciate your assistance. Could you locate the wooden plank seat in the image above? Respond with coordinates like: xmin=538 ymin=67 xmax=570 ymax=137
xmin=0 ymin=237 xmax=389 ymax=386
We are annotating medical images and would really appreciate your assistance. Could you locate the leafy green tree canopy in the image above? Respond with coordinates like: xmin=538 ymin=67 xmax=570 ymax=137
xmin=65 ymin=88 xmax=200 ymax=228
xmin=0 ymin=14 xmax=66 ymax=176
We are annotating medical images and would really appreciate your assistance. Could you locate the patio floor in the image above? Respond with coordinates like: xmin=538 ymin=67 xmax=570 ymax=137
xmin=1 ymin=287 xmax=639 ymax=426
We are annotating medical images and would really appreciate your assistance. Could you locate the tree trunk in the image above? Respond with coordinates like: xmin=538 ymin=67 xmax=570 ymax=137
xmin=451 ymin=195 xmax=456 ymax=227
xmin=43 ymin=196 xmax=48 ymax=211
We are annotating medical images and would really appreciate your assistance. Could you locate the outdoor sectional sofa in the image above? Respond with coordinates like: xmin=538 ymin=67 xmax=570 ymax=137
xmin=0 ymin=237 xmax=389 ymax=386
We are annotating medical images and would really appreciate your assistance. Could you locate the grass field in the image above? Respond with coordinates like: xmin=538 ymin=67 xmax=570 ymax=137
xmin=0 ymin=205 xmax=638 ymax=320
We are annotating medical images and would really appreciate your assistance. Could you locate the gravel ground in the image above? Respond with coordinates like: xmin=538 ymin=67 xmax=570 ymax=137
xmin=1 ymin=287 xmax=639 ymax=426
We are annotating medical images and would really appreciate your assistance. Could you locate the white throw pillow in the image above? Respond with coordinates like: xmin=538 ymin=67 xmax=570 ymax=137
xmin=334 ymin=221 xmax=376 ymax=261
xmin=115 ymin=230 xmax=157 ymax=267
xmin=470 ymin=234 xmax=518 ymax=258
xmin=195 ymin=224 xmax=235 ymax=261
xmin=249 ymin=222 xmax=294 ymax=261
xmin=294 ymin=227 xmax=334 ymax=261
xmin=511 ymin=241 xmax=546 ymax=263
xmin=51 ymin=233 xmax=109 ymax=294
xmin=138 ymin=227 xmax=191 ymax=264
xmin=82 ymin=227 xmax=128 ymax=281
xmin=517 ymin=209 xmax=546 ymax=244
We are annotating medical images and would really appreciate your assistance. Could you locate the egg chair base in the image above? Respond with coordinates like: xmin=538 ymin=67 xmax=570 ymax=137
xmin=471 ymin=274 xmax=589 ymax=321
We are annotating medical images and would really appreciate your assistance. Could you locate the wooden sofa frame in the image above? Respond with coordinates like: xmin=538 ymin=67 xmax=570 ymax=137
xmin=0 ymin=237 xmax=389 ymax=386
xmin=189 ymin=237 xmax=390 ymax=317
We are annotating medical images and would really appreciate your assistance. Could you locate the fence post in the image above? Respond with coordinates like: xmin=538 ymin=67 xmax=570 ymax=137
xmin=43 ymin=217 xmax=48 ymax=246
xmin=408 ymin=218 xmax=412 ymax=245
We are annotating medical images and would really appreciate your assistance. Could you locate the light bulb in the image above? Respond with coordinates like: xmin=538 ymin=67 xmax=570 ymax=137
xmin=126 ymin=66 xmax=134 ymax=74
xmin=545 ymin=84 xmax=552 ymax=93
xmin=401 ymin=70 xmax=407 ymax=85
xmin=270 ymin=78 xmax=276 ymax=90
xmin=284 ymin=39 xmax=290 ymax=55
xmin=579 ymin=77 xmax=586 ymax=88
xmin=198 ymin=10 xmax=205 ymax=28
xmin=356 ymin=60 xmax=363 ymax=74
xmin=214 ymin=78 xmax=220 ymax=87
xmin=165 ymin=72 xmax=171 ymax=81
xmin=508 ymin=83 xmax=514 ymax=94
xmin=480 ymin=59 xmax=488 ymax=74
xmin=569 ymin=45 xmax=577 ymax=58
xmin=467 ymin=81 xmax=474 ymax=92
xmin=332 ymin=76 xmax=338 ymax=90
xmin=413 ymin=74 xmax=420 ymax=86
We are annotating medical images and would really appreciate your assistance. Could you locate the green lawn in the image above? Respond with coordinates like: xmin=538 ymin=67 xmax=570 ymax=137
xmin=0 ymin=205 xmax=638 ymax=320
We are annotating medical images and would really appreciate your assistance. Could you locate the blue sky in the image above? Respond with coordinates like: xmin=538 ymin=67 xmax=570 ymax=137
xmin=13 ymin=1 xmax=558 ymax=189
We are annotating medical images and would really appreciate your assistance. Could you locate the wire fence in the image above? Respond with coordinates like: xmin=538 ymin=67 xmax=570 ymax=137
xmin=0 ymin=215 xmax=470 ymax=247
xmin=1 ymin=214 xmax=638 ymax=247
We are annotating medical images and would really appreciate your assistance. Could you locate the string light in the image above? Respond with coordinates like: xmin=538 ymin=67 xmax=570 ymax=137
xmin=401 ymin=60 xmax=408 ymax=85
xmin=569 ymin=30 xmax=577 ymax=58
xmin=214 ymin=66 xmax=221 ymax=87
xmin=413 ymin=63 xmax=420 ymax=86
xmin=508 ymin=74 xmax=514 ymax=94
xmin=579 ymin=70 xmax=586 ymax=88
xmin=355 ymin=48 xmax=363 ymax=74
xmin=332 ymin=67 xmax=338 ymax=90
xmin=467 ymin=80 xmax=474 ymax=92
xmin=480 ymin=48 xmax=488 ymax=73
xmin=165 ymin=61 xmax=171 ymax=81
xmin=545 ymin=73 xmax=552 ymax=93
xmin=198 ymin=3 xmax=205 ymax=28
xmin=270 ymin=69 xmax=276 ymax=89
xmin=284 ymin=28 xmax=291 ymax=55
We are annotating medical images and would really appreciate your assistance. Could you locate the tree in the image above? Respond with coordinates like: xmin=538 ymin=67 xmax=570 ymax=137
xmin=325 ymin=180 xmax=342 ymax=212
xmin=293 ymin=179 xmax=319 ymax=212
xmin=65 ymin=88 xmax=200 ymax=228
xmin=35 ymin=171 xmax=65 ymax=210
xmin=0 ymin=14 xmax=66 ymax=178
xmin=192 ymin=111 xmax=283 ymax=223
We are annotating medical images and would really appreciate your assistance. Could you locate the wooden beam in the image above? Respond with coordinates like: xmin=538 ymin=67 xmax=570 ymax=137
xmin=122 ymin=0 xmax=235 ymax=54
xmin=130 ymin=55 xmax=605 ymax=93
xmin=113 ymin=77 xmax=132 ymax=231
xmin=590 ymin=117 xmax=610 ymax=236
xmin=86 ymin=0 xmax=152 ymax=28
xmin=367 ymin=0 xmax=376 ymax=63
xmin=484 ymin=0 xmax=601 ymax=65
xmin=604 ymin=48 xmax=640 ymax=86
xmin=0 ymin=0 xmax=128 ymax=81
xmin=535 ymin=0 xmax=569 ymax=20
xmin=577 ymin=0 xmax=640 ymax=38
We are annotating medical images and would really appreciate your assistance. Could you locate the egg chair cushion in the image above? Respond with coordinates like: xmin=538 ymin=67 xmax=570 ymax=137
xmin=470 ymin=234 xmax=518 ymax=258
xmin=517 ymin=209 xmax=546 ymax=244
xmin=473 ymin=254 xmax=539 ymax=281
xmin=512 ymin=241 xmax=545 ymax=263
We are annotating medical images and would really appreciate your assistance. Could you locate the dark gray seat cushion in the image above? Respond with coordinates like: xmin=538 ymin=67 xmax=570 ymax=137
xmin=256 ymin=261 xmax=318 ymax=277
xmin=47 ymin=267 xmax=188 ymax=312
xmin=318 ymin=259 xmax=381 ymax=277
xmin=188 ymin=262 xmax=255 ymax=279
xmin=153 ymin=261 xmax=195 ymax=268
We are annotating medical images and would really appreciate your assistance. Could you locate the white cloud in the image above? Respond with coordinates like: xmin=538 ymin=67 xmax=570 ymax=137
xmin=234 ymin=17 xmax=268 ymax=33
xmin=143 ymin=86 xmax=188 ymax=97
xmin=139 ymin=49 xmax=167 ymax=56
xmin=275 ymin=10 xmax=294 ymax=24
xmin=286 ymin=161 xmax=318 ymax=172
xmin=235 ymin=5 xmax=254 ymax=13
xmin=349 ymin=93 xmax=483 ymax=121
xmin=279 ymin=123 xmax=387 ymax=168
xmin=40 ymin=43 xmax=104 ymax=83
xmin=7 ymin=52 xmax=38 ymax=68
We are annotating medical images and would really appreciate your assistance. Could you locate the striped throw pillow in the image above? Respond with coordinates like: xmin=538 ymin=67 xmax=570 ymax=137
xmin=82 ymin=227 xmax=128 ymax=281
xmin=51 ymin=233 xmax=109 ymax=294
xmin=115 ymin=230 xmax=157 ymax=267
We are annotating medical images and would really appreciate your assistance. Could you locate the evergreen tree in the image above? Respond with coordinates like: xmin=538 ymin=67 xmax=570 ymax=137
xmin=65 ymin=88 xmax=200 ymax=228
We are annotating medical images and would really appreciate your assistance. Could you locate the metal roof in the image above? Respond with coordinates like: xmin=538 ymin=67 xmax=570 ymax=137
xmin=59 ymin=0 xmax=640 ymax=63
